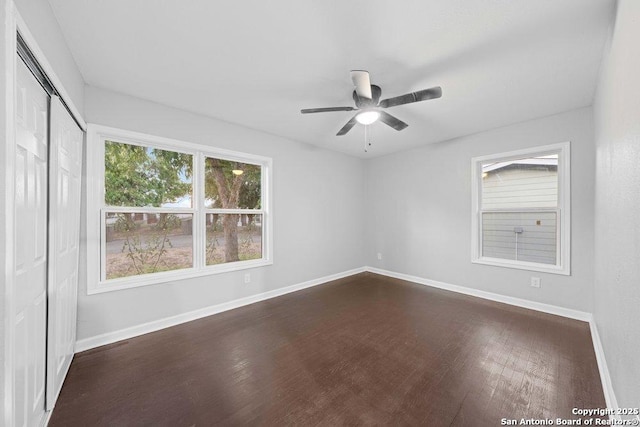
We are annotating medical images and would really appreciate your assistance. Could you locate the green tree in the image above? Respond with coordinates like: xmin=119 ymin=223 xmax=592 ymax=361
xmin=104 ymin=142 xmax=153 ymax=206
xmin=104 ymin=141 xmax=192 ymax=207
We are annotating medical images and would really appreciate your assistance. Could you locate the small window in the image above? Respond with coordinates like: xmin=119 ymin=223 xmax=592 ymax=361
xmin=471 ymin=143 xmax=570 ymax=275
xmin=86 ymin=125 xmax=272 ymax=294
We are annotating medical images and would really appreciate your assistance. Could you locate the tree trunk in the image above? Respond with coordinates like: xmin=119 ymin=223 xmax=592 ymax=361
xmin=223 ymin=214 xmax=240 ymax=262
xmin=208 ymin=159 xmax=244 ymax=262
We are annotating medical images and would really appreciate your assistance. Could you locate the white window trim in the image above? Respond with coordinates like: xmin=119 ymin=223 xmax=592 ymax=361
xmin=86 ymin=124 xmax=273 ymax=294
xmin=471 ymin=142 xmax=571 ymax=276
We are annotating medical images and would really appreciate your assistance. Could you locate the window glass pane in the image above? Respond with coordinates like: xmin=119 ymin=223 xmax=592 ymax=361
xmin=481 ymin=154 xmax=558 ymax=209
xmin=482 ymin=211 xmax=557 ymax=265
xmin=206 ymin=213 xmax=262 ymax=265
xmin=105 ymin=140 xmax=193 ymax=208
xmin=204 ymin=158 xmax=261 ymax=209
xmin=105 ymin=211 xmax=193 ymax=279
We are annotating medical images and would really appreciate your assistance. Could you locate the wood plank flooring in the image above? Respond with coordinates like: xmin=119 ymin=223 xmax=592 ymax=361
xmin=49 ymin=273 xmax=605 ymax=426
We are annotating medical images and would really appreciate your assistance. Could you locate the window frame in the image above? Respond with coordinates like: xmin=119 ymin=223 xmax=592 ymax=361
xmin=471 ymin=142 xmax=570 ymax=276
xmin=86 ymin=124 xmax=273 ymax=294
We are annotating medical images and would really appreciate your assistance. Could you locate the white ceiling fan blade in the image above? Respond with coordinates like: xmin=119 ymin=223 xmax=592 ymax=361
xmin=350 ymin=70 xmax=372 ymax=99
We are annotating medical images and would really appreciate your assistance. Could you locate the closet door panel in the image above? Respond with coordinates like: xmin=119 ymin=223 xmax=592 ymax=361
xmin=14 ymin=57 xmax=49 ymax=427
xmin=46 ymin=96 xmax=84 ymax=410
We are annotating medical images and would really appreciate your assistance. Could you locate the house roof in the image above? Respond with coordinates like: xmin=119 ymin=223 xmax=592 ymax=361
xmin=483 ymin=155 xmax=558 ymax=173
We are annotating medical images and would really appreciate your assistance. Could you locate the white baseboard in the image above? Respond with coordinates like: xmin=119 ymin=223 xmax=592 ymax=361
xmin=364 ymin=266 xmax=592 ymax=321
xmin=365 ymin=266 xmax=621 ymax=420
xmin=588 ymin=320 xmax=620 ymax=420
xmin=75 ymin=267 xmax=366 ymax=352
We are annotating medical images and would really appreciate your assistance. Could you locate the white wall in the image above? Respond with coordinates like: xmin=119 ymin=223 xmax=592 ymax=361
xmin=593 ymin=0 xmax=640 ymax=410
xmin=13 ymin=0 xmax=84 ymax=112
xmin=78 ymin=86 xmax=365 ymax=341
xmin=365 ymin=107 xmax=595 ymax=312
xmin=1 ymin=1 xmax=10 ymax=422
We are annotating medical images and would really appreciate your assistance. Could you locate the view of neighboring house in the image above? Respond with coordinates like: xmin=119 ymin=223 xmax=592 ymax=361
xmin=481 ymin=155 xmax=558 ymax=265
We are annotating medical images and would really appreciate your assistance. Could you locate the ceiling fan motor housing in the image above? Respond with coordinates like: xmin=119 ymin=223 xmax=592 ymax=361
xmin=353 ymin=85 xmax=382 ymax=108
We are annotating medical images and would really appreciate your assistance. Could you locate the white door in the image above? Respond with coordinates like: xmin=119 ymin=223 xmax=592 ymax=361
xmin=46 ymin=96 xmax=83 ymax=410
xmin=14 ymin=57 xmax=49 ymax=427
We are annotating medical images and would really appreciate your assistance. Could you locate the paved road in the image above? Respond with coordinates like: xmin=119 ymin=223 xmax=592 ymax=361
xmin=106 ymin=234 xmax=261 ymax=254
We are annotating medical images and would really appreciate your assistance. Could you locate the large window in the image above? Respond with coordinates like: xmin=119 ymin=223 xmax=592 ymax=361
xmin=471 ymin=142 xmax=570 ymax=275
xmin=87 ymin=125 xmax=272 ymax=293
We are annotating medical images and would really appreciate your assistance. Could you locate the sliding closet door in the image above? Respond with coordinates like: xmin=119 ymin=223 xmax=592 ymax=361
xmin=46 ymin=96 xmax=84 ymax=410
xmin=14 ymin=57 xmax=49 ymax=427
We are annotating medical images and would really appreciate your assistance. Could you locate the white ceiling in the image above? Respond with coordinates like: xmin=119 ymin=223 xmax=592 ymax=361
xmin=49 ymin=0 xmax=614 ymax=158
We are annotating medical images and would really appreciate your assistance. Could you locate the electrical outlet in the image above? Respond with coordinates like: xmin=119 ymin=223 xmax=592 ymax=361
xmin=530 ymin=277 xmax=541 ymax=288
xmin=377 ymin=253 xmax=382 ymax=260
xmin=244 ymin=273 xmax=251 ymax=284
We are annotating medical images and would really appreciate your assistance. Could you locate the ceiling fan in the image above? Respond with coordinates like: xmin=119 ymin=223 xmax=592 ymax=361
xmin=301 ymin=70 xmax=442 ymax=136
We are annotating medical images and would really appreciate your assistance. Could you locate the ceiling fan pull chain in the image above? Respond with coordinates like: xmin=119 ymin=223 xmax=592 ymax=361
xmin=364 ymin=125 xmax=369 ymax=152
xmin=364 ymin=124 xmax=373 ymax=152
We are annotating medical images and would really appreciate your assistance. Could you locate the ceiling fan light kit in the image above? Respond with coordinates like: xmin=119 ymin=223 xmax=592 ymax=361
xmin=300 ymin=70 xmax=442 ymax=147
xmin=355 ymin=110 xmax=380 ymax=125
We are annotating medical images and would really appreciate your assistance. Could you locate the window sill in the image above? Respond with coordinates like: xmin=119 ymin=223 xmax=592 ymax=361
xmin=87 ymin=259 xmax=273 ymax=295
xmin=472 ymin=257 xmax=570 ymax=276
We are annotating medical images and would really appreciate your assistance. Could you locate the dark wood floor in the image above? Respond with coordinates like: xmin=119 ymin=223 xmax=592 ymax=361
xmin=50 ymin=273 xmax=605 ymax=426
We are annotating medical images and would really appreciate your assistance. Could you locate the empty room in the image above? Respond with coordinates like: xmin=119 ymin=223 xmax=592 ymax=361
xmin=2 ymin=0 xmax=639 ymax=425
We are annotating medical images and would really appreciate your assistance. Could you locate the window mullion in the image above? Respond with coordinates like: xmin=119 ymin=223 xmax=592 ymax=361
xmin=102 ymin=206 xmax=196 ymax=214
xmin=206 ymin=209 xmax=265 ymax=215
xmin=480 ymin=207 xmax=558 ymax=214
xmin=100 ymin=210 xmax=106 ymax=282
xmin=556 ymin=207 xmax=562 ymax=266
xmin=194 ymin=152 xmax=204 ymax=269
